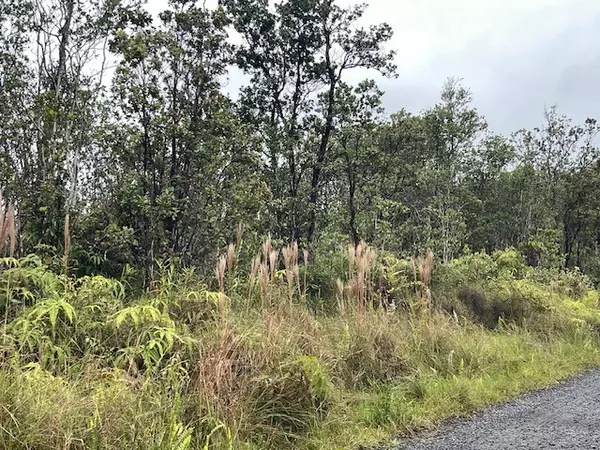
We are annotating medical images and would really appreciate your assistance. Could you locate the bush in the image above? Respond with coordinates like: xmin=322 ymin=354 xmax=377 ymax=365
xmin=457 ymin=283 xmax=544 ymax=329
xmin=2 ymin=251 xmax=600 ymax=450
xmin=526 ymin=267 xmax=593 ymax=299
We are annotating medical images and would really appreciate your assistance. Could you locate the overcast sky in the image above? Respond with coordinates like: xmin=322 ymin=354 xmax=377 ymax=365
xmin=148 ymin=0 xmax=600 ymax=135
xmin=365 ymin=0 xmax=600 ymax=134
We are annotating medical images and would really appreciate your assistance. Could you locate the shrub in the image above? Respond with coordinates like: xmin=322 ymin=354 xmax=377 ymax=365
xmin=378 ymin=253 xmax=420 ymax=308
xmin=457 ymin=284 xmax=541 ymax=329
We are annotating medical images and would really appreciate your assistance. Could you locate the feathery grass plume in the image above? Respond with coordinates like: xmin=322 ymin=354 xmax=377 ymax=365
xmin=216 ymin=254 xmax=227 ymax=293
xmin=348 ymin=244 xmax=356 ymax=277
xmin=262 ymin=235 xmax=272 ymax=262
xmin=226 ymin=243 xmax=236 ymax=271
xmin=418 ymin=249 xmax=434 ymax=306
xmin=347 ymin=241 xmax=377 ymax=315
xmin=215 ymin=254 xmax=228 ymax=319
xmin=236 ymin=222 xmax=244 ymax=247
xmin=259 ymin=260 xmax=269 ymax=307
xmin=419 ymin=248 xmax=434 ymax=287
xmin=269 ymin=249 xmax=279 ymax=281
xmin=282 ymin=242 xmax=299 ymax=305
xmin=63 ymin=213 xmax=70 ymax=268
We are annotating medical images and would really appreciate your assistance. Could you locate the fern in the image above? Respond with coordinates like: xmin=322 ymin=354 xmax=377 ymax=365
xmin=29 ymin=296 xmax=75 ymax=332
xmin=112 ymin=304 xmax=162 ymax=328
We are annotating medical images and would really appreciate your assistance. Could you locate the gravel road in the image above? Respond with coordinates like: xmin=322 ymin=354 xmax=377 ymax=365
xmin=393 ymin=369 xmax=600 ymax=450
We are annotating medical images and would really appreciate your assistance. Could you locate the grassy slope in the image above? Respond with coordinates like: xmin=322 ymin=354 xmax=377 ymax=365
xmin=1 ymin=251 xmax=600 ymax=449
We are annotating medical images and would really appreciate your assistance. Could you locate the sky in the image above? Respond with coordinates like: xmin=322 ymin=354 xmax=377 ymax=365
xmin=147 ymin=0 xmax=600 ymax=135
xmin=366 ymin=0 xmax=600 ymax=134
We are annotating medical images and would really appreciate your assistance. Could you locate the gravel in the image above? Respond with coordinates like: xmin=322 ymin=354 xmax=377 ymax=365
xmin=391 ymin=369 xmax=600 ymax=450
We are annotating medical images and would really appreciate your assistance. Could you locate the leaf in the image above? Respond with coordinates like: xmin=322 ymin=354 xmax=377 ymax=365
xmin=49 ymin=306 xmax=59 ymax=330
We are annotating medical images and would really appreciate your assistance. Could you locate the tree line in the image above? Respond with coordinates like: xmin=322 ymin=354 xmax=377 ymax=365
xmin=1 ymin=0 xmax=599 ymax=285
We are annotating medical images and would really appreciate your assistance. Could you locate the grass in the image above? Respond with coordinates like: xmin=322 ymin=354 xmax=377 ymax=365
xmin=0 ymin=246 xmax=600 ymax=449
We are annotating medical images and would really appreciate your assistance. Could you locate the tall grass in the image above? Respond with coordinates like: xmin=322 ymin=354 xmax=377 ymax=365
xmin=1 ymin=244 xmax=600 ymax=449
xmin=0 ymin=191 xmax=16 ymax=258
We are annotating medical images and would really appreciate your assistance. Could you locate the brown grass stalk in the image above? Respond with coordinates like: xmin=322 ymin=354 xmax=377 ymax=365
xmin=236 ymin=222 xmax=244 ymax=247
xmin=262 ymin=235 xmax=272 ymax=262
xmin=418 ymin=248 xmax=434 ymax=306
xmin=259 ymin=261 xmax=270 ymax=308
xmin=268 ymin=249 xmax=279 ymax=281
xmin=347 ymin=241 xmax=377 ymax=316
xmin=282 ymin=242 xmax=299 ymax=306
xmin=226 ymin=243 xmax=236 ymax=272
xmin=216 ymin=254 xmax=227 ymax=294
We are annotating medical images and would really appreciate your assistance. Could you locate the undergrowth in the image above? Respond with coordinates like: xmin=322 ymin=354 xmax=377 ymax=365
xmin=1 ymin=245 xmax=599 ymax=449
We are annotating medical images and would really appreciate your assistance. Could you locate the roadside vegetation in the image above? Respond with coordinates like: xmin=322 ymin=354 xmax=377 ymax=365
xmin=2 ymin=0 xmax=600 ymax=448
xmin=1 ymin=236 xmax=599 ymax=449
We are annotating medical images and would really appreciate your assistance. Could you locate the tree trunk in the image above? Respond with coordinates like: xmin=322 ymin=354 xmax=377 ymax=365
xmin=307 ymin=77 xmax=336 ymax=242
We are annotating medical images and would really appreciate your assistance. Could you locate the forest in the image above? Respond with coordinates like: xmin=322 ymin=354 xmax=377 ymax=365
xmin=1 ymin=0 xmax=600 ymax=449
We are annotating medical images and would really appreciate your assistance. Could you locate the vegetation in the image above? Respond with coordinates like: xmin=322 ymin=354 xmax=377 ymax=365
xmin=2 ymin=0 xmax=600 ymax=449
xmin=0 ymin=245 xmax=600 ymax=449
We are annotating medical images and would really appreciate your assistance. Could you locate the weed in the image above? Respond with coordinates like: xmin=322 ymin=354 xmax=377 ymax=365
xmin=1 ymin=247 xmax=600 ymax=450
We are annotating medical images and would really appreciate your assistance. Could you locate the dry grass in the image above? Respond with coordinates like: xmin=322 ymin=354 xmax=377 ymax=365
xmin=346 ymin=241 xmax=377 ymax=315
xmin=418 ymin=248 xmax=434 ymax=305
xmin=0 ymin=191 xmax=16 ymax=258
xmin=226 ymin=243 xmax=236 ymax=271
xmin=2 ymin=246 xmax=600 ymax=450
xmin=248 ymin=237 xmax=308 ymax=309
xmin=282 ymin=242 xmax=300 ymax=305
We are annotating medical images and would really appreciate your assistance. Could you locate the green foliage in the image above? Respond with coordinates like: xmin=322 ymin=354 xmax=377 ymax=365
xmin=379 ymin=253 xmax=420 ymax=306
xmin=1 ymin=251 xmax=600 ymax=449
xmin=304 ymin=236 xmax=349 ymax=308
xmin=3 ymin=0 xmax=600 ymax=448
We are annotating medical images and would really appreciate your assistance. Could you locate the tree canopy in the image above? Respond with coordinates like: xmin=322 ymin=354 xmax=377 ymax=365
xmin=1 ymin=0 xmax=599 ymax=286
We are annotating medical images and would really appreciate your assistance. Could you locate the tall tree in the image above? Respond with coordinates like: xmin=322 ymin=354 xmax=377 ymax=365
xmin=223 ymin=0 xmax=396 ymax=244
xmin=108 ymin=0 xmax=266 ymax=280
xmin=327 ymin=80 xmax=384 ymax=245
xmin=0 ymin=0 xmax=142 ymax=259
xmin=422 ymin=79 xmax=487 ymax=262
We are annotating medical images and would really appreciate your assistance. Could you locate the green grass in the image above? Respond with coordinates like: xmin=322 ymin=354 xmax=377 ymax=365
xmin=302 ymin=317 xmax=600 ymax=450
xmin=1 ymin=250 xmax=600 ymax=449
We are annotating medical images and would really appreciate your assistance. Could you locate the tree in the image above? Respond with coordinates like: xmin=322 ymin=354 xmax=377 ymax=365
xmin=327 ymin=80 xmax=384 ymax=245
xmin=107 ymin=0 xmax=267 ymax=281
xmin=223 ymin=0 xmax=396 ymax=244
xmin=0 ymin=0 xmax=145 ymax=263
xmin=420 ymin=79 xmax=487 ymax=262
